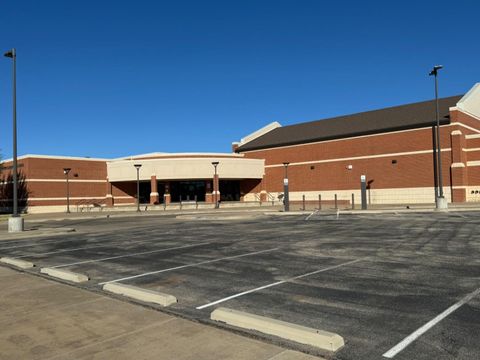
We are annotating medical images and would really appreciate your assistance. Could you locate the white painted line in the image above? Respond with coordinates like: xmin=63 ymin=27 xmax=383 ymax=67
xmin=211 ymin=307 xmax=344 ymax=352
xmin=103 ymin=283 xmax=177 ymax=307
xmin=50 ymin=242 xmax=210 ymax=268
xmin=0 ymin=257 xmax=35 ymax=269
xmin=40 ymin=267 xmax=89 ymax=283
xmin=196 ymin=258 xmax=364 ymax=310
xmin=98 ymin=248 xmax=279 ymax=285
xmin=12 ymin=243 xmax=120 ymax=259
xmin=0 ymin=237 xmax=86 ymax=251
xmin=382 ymin=287 xmax=480 ymax=358
xmin=305 ymin=210 xmax=318 ymax=221
xmin=0 ymin=231 xmax=175 ymax=250
xmin=9 ymin=237 xmax=182 ymax=259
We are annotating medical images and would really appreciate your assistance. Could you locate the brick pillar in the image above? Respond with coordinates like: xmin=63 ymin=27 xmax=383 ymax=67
xmin=105 ymin=179 xmax=113 ymax=207
xmin=260 ymin=175 xmax=267 ymax=202
xmin=150 ymin=175 xmax=159 ymax=204
xmin=205 ymin=180 xmax=213 ymax=203
xmin=450 ymin=130 xmax=467 ymax=203
xmin=163 ymin=182 xmax=171 ymax=204
xmin=213 ymin=174 xmax=220 ymax=205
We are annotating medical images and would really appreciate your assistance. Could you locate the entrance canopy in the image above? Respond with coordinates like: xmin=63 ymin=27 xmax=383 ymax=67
xmin=106 ymin=153 xmax=264 ymax=182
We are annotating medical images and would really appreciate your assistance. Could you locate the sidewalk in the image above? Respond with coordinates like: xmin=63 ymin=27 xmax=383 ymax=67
xmin=0 ymin=266 xmax=323 ymax=360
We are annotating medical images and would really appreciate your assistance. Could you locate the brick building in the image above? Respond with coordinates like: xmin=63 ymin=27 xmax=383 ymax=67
xmin=1 ymin=83 xmax=479 ymax=213
xmin=0 ymin=153 xmax=264 ymax=213
xmin=234 ymin=83 xmax=480 ymax=206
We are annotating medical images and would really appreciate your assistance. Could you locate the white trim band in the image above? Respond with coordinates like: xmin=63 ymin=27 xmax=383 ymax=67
xmin=265 ymin=149 xmax=452 ymax=168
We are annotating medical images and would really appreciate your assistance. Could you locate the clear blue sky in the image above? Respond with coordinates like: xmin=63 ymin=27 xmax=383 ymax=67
xmin=1 ymin=0 xmax=479 ymax=159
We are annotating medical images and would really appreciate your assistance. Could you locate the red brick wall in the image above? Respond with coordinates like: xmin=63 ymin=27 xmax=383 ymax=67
xmin=239 ymin=110 xmax=480 ymax=203
xmin=0 ymin=157 xmax=107 ymax=208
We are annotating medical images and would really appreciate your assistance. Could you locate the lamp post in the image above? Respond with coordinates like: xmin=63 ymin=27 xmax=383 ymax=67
xmin=283 ymin=162 xmax=290 ymax=212
xmin=211 ymin=161 xmax=219 ymax=209
xmin=63 ymin=168 xmax=71 ymax=213
xmin=134 ymin=164 xmax=142 ymax=212
xmin=429 ymin=65 xmax=447 ymax=209
xmin=4 ymin=48 xmax=23 ymax=232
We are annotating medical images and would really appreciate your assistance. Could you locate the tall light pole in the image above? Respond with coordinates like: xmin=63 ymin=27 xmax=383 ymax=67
xmin=211 ymin=161 xmax=219 ymax=209
xmin=283 ymin=162 xmax=290 ymax=212
xmin=63 ymin=168 xmax=71 ymax=213
xmin=4 ymin=48 xmax=23 ymax=232
xmin=429 ymin=65 xmax=447 ymax=209
xmin=134 ymin=164 xmax=142 ymax=212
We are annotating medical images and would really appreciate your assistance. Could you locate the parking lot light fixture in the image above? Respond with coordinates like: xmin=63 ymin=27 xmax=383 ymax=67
xmin=211 ymin=161 xmax=219 ymax=209
xmin=4 ymin=48 xmax=24 ymax=232
xmin=63 ymin=168 xmax=71 ymax=213
xmin=134 ymin=164 xmax=142 ymax=212
xmin=429 ymin=65 xmax=447 ymax=209
xmin=4 ymin=50 xmax=18 ymax=216
xmin=283 ymin=162 xmax=290 ymax=212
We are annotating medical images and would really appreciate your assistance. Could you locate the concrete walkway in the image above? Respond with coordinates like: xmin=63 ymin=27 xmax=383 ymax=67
xmin=0 ymin=267 xmax=323 ymax=360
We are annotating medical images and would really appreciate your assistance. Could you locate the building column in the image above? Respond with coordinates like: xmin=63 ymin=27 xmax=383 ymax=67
xmin=213 ymin=173 xmax=220 ymax=205
xmin=163 ymin=182 xmax=171 ymax=204
xmin=450 ymin=130 xmax=467 ymax=202
xmin=260 ymin=175 xmax=267 ymax=202
xmin=105 ymin=179 xmax=114 ymax=207
xmin=205 ymin=180 xmax=213 ymax=203
xmin=150 ymin=175 xmax=159 ymax=204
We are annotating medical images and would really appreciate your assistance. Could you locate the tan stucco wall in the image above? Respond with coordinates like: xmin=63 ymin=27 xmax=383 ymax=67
xmin=107 ymin=157 xmax=265 ymax=182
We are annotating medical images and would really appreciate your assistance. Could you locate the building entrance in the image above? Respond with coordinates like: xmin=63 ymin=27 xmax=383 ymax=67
xmin=170 ymin=181 xmax=206 ymax=202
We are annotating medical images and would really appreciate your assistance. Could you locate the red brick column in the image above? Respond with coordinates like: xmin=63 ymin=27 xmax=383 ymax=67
xmin=213 ymin=174 xmax=220 ymax=205
xmin=105 ymin=179 xmax=113 ymax=207
xmin=450 ymin=130 xmax=467 ymax=203
xmin=163 ymin=182 xmax=171 ymax=204
xmin=205 ymin=180 xmax=213 ymax=203
xmin=150 ymin=175 xmax=159 ymax=204
xmin=260 ymin=175 xmax=267 ymax=202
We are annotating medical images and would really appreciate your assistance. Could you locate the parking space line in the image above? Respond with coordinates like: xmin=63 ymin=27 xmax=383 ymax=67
xmin=382 ymin=287 xmax=480 ymax=358
xmin=0 ymin=237 xmax=89 ymax=251
xmin=11 ymin=243 xmax=128 ymax=259
xmin=50 ymin=242 xmax=211 ymax=268
xmin=5 ymin=237 xmax=187 ymax=259
xmin=98 ymin=248 xmax=279 ymax=285
xmin=196 ymin=257 xmax=365 ymax=310
xmin=0 ymin=230 xmax=177 ymax=251
xmin=305 ymin=210 xmax=318 ymax=221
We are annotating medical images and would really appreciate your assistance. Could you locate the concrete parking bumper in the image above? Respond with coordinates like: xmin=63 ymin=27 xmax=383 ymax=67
xmin=0 ymin=257 xmax=34 ymax=269
xmin=41 ymin=267 xmax=89 ymax=283
xmin=211 ymin=307 xmax=344 ymax=352
xmin=103 ymin=283 xmax=177 ymax=307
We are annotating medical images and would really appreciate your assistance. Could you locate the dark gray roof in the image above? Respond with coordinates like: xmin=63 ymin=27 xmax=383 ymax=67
xmin=236 ymin=95 xmax=463 ymax=152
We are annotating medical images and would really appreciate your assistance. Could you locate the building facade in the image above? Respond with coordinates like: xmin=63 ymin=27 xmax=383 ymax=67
xmin=1 ymin=83 xmax=480 ymax=213
xmin=0 ymin=153 xmax=264 ymax=213
xmin=234 ymin=83 xmax=480 ymax=206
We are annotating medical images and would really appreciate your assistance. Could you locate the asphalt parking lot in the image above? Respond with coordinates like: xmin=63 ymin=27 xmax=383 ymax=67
xmin=1 ymin=210 xmax=479 ymax=360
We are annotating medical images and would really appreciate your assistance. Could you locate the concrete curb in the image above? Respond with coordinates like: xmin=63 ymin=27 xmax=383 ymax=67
xmin=264 ymin=211 xmax=311 ymax=216
xmin=40 ymin=267 xmax=89 ymax=283
xmin=24 ymin=207 xmax=281 ymax=223
xmin=176 ymin=214 xmax=262 ymax=220
xmin=103 ymin=283 xmax=177 ymax=307
xmin=211 ymin=307 xmax=344 ymax=352
xmin=0 ymin=257 xmax=35 ymax=269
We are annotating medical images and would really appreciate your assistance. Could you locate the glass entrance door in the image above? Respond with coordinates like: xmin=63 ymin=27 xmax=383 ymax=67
xmin=170 ymin=181 xmax=206 ymax=202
